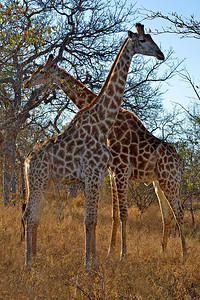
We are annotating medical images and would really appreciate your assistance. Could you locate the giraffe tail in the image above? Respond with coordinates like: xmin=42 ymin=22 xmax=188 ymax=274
xmin=21 ymin=203 xmax=26 ymax=242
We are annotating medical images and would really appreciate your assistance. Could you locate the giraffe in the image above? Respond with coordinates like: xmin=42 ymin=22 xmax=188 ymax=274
xmin=25 ymin=25 xmax=187 ymax=260
xmin=23 ymin=24 xmax=184 ymax=269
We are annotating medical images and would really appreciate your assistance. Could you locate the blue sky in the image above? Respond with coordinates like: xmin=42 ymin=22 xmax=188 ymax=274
xmin=128 ymin=0 xmax=200 ymax=112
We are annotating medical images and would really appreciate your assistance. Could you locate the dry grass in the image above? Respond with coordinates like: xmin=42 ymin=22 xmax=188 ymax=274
xmin=1 ymin=191 xmax=200 ymax=300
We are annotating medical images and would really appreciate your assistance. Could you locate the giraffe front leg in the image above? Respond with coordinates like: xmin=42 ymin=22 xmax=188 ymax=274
xmin=85 ymin=225 xmax=92 ymax=268
xmin=84 ymin=178 xmax=100 ymax=269
xmin=91 ymin=226 xmax=97 ymax=265
xmin=85 ymin=210 xmax=98 ymax=269
xmin=121 ymin=217 xmax=127 ymax=258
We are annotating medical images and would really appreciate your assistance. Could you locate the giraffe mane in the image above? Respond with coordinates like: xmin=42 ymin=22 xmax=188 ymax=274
xmin=119 ymin=107 xmax=140 ymax=122
xmin=58 ymin=67 xmax=96 ymax=97
xmin=70 ymin=37 xmax=130 ymax=124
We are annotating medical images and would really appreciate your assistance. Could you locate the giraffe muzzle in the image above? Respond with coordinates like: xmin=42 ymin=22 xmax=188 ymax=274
xmin=156 ymin=51 xmax=165 ymax=61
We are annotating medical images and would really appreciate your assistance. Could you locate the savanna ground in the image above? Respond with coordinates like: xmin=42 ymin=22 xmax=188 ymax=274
xmin=1 ymin=188 xmax=200 ymax=300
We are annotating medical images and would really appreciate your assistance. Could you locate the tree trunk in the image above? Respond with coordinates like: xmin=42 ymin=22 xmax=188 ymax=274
xmin=2 ymin=136 xmax=16 ymax=206
xmin=190 ymin=196 xmax=196 ymax=234
xmin=16 ymin=148 xmax=26 ymax=201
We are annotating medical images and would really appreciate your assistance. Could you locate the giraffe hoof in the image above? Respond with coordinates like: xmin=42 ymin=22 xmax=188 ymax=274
xmin=120 ymin=251 xmax=127 ymax=261
xmin=91 ymin=258 xmax=98 ymax=266
xmin=85 ymin=261 xmax=99 ymax=274
xmin=85 ymin=260 xmax=92 ymax=270
xmin=160 ymin=248 xmax=166 ymax=256
xmin=182 ymin=250 xmax=188 ymax=261
xmin=25 ymin=262 xmax=32 ymax=270
xmin=107 ymin=247 xmax=115 ymax=257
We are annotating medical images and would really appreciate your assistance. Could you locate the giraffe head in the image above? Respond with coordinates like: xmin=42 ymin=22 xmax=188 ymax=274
xmin=24 ymin=54 xmax=57 ymax=88
xmin=128 ymin=23 xmax=164 ymax=60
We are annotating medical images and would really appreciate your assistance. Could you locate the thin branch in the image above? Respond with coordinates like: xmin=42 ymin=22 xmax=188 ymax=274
xmin=140 ymin=9 xmax=200 ymax=39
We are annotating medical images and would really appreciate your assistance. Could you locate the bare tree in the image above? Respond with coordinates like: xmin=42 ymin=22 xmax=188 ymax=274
xmin=0 ymin=0 xmax=135 ymax=205
xmin=139 ymin=9 xmax=200 ymax=122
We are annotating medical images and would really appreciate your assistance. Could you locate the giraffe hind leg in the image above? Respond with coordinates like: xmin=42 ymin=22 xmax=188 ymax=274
xmin=153 ymin=181 xmax=174 ymax=253
xmin=173 ymin=202 xmax=187 ymax=258
xmin=108 ymin=171 xmax=119 ymax=255
xmin=84 ymin=175 xmax=103 ymax=269
xmin=24 ymin=179 xmax=53 ymax=268
xmin=31 ymin=180 xmax=54 ymax=257
xmin=155 ymin=181 xmax=187 ymax=258
xmin=165 ymin=194 xmax=187 ymax=257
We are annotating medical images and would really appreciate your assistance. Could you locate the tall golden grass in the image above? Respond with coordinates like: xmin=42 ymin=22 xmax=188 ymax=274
xmin=1 ymin=191 xmax=200 ymax=299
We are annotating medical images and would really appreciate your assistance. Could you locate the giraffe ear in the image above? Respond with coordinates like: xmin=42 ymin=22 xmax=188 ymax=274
xmin=48 ymin=54 xmax=54 ymax=60
xmin=128 ymin=30 xmax=137 ymax=40
xmin=128 ymin=30 xmax=134 ymax=38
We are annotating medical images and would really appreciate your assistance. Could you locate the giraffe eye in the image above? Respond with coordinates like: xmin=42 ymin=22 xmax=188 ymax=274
xmin=139 ymin=38 xmax=146 ymax=43
xmin=138 ymin=35 xmax=146 ymax=43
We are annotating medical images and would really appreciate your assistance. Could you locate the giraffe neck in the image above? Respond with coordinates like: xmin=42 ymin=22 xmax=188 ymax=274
xmin=54 ymin=68 xmax=96 ymax=109
xmin=56 ymin=38 xmax=134 ymax=125
xmin=70 ymin=37 xmax=136 ymax=137
xmin=93 ymin=37 xmax=135 ymax=128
